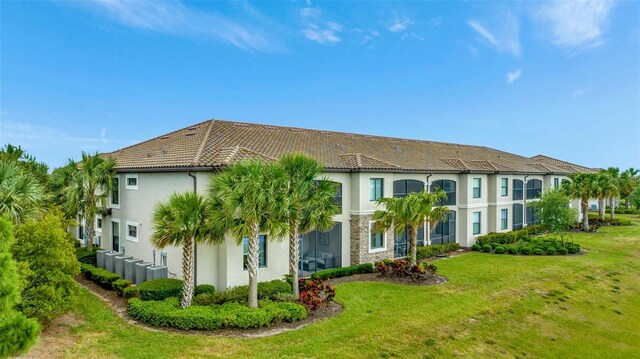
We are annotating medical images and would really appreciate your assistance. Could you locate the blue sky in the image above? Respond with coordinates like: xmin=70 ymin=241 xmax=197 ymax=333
xmin=1 ymin=0 xmax=639 ymax=170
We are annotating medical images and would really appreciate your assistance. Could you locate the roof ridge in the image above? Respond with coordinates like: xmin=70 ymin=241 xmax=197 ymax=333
xmin=192 ymin=120 xmax=214 ymax=165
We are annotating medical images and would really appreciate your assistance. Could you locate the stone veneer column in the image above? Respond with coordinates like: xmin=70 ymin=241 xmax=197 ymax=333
xmin=350 ymin=214 xmax=395 ymax=265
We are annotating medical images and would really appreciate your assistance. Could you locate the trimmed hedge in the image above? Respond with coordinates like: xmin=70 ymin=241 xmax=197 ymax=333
xmin=471 ymin=244 xmax=481 ymax=251
xmin=220 ymin=280 xmax=292 ymax=303
xmin=311 ymin=263 xmax=374 ymax=280
xmin=113 ymin=279 xmax=133 ymax=296
xmin=123 ymin=285 xmax=140 ymax=299
xmin=138 ymin=278 xmax=184 ymax=301
xmin=80 ymin=263 xmax=120 ymax=289
xmin=476 ymin=224 xmax=546 ymax=248
xmin=128 ymin=297 xmax=307 ymax=330
xmin=194 ymin=284 xmax=216 ymax=296
xmin=76 ymin=248 xmax=98 ymax=266
xmin=416 ymin=243 xmax=461 ymax=261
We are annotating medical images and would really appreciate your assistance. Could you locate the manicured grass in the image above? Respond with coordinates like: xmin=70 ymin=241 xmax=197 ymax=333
xmin=60 ymin=215 xmax=640 ymax=358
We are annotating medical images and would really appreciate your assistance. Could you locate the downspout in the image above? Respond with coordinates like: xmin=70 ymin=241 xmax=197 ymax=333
xmin=188 ymin=171 xmax=198 ymax=285
xmin=523 ymin=175 xmax=529 ymax=228
xmin=425 ymin=174 xmax=432 ymax=245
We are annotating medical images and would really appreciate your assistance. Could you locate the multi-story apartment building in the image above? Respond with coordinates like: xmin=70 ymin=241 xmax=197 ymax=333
xmin=78 ymin=120 xmax=594 ymax=290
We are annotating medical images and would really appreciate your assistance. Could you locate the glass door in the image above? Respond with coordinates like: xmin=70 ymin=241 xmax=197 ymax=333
xmin=299 ymin=223 xmax=342 ymax=277
xmin=112 ymin=221 xmax=120 ymax=252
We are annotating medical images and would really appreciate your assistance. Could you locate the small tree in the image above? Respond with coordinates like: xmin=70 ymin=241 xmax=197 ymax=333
xmin=12 ymin=208 xmax=80 ymax=324
xmin=0 ymin=215 xmax=40 ymax=357
xmin=628 ymin=187 xmax=640 ymax=212
xmin=373 ymin=191 xmax=449 ymax=265
xmin=563 ymin=173 xmax=598 ymax=231
xmin=529 ymin=189 xmax=577 ymax=244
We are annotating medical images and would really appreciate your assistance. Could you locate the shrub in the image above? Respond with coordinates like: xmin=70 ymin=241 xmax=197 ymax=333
xmin=298 ymin=277 xmax=335 ymax=310
xmin=138 ymin=278 xmax=183 ymax=301
xmin=545 ymin=247 xmax=556 ymax=255
xmin=533 ymin=248 xmax=544 ymax=255
xmin=507 ymin=246 xmax=518 ymax=254
xmin=220 ymin=280 xmax=292 ymax=304
xmin=112 ymin=279 xmax=133 ymax=296
xmin=494 ymin=246 xmax=505 ymax=254
xmin=76 ymin=248 xmax=97 ymax=266
xmin=80 ymin=263 xmax=120 ymax=289
xmin=123 ymin=285 xmax=140 ymax=299
xmin=416 ymin=243 xmax=461 ymax=261
xmin=471 ymin=244 xmax=481 ymax=251
xmin=311 ymin=263 xmax=374 ymax=280
xmin=193 ymin=293 xmax=215 ymax=306
xmin=567 ymin=246 xmax=578 ymax=254
xmin=521 ymin=247 xmax=532 ymax=255
xmin=128 ymin=297 xmax=307 ymax=330
xmin=194 ymin=284 xmax=216 ymax=296
xmin=482 ymin=245 xmax=491 ymax=253
xmin=557 ymin=247 xmax=568 ymax=255
xmin=376 ymin=259 xmax=437 ymax=280
xmin=476 ymin=232 xmax=517 ymax=247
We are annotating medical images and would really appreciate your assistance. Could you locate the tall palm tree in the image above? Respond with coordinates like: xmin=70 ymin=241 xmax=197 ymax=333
xmin=563 ymin=173 xmax=598 ymax=231
xmin=0 ymin=161 xmax=46 ymax=224
xmin=620 ymin=168 xmax=639 ymax=210
xmin=604 ymin=168 xmax=622 ymax=219
xmin=373 ymin=190 xmax=449 ymax=265
xmin=152 ymin=192 xmax=221 ymax=308
xmin=58 ymin=153 xmax=115 ymax=251
xmin=279 ymin=154 xmax=339 ymax=297
xmin=595 ymin=172 xmax=617 ymax=220
xmin=208 ymin=159 xmax=289 ymax=308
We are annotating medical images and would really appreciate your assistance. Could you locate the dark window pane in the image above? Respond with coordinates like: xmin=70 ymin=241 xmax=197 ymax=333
xmin=512 ymin=204 xmax=523 ymax=230
xmin=513 ymin=179 xmax=523 ymax=200
xmin=243 ymin=235 xmax=267 ymax=269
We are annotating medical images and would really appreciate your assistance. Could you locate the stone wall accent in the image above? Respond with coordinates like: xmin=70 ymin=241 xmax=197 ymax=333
xmin=350 ymin=214 xmax=395 ymax=265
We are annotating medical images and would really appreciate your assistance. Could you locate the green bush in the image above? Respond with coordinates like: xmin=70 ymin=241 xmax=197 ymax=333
xmin=123 ymin=285 xmax=140 ymax=299
xmin=416 ymin=243 xmax=461 ymax=261
xmin=481 ymin=245 xmax=491 ymax=253
xmin=567 ymin=246 xmax=578 ymax=254
xmin=557 ymin=247 xmax=568 ymax=255
xmin=194 ymin=284 xmax=216 ymax=296
xmin=521 ymin=247 xmax=532 ymax=255
xmin=471 ymin=244 xmax=481 ymax=251
xmin=476 ymin=232 xmax=517 ymax=247
xmin=80 ymin=263 xmax=121 ymax=289
xmin=193 ymin=293 xmax=215 ymax=306
xmin=112 ymin=279 xmax=132 ymax=296
xmin=546 ymin=247 xmax=556 ymax=255
xmin=507 ymin=246 xmax=518 ymax=254
xmin=128 ymin=297 xmax=307 ymax=330
xmin=138 ymin=278 xmax=183 ymax=301
xmin=533 ymin=248 xmax=544 ymax=255
xmin=494 ymin=246 xmax=505 ymax=254
xmin=221 ymin=280 xmax=292 ymax=303
xmin=76 ymin=248 xmax=97 ymax=266
xmin=311 ymin=263 xmax=374 ymax=280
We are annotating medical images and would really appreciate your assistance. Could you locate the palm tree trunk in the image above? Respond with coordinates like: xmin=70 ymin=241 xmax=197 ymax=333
xmin=180 ymin=236 xmax=195 ymax=308
xmin=86 ymin=221 xmax=95 ymax=252
xmin=598 ymin=198 xmax=605 ymax=220
xmin=247 ymin=223 xmax=260 ymax=309
xmin=408 ymin=226 xmax=418 ymax=266
xmin=610 ymin=198 xmax=615 ymax=220
xmin=581 ymin=200 xmax=589 ymax=232
xmin=289 ymin=224 xmax=300 ymax=298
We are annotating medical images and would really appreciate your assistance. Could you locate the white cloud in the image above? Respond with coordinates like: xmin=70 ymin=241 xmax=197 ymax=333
xmin=387 ymin=17 xmax=413 ymax=33
xmin=572 ymin=86 xmax=592 ymax=97
xmin=537 ymin=1 xmax=614 ymax=50
xmin=506 ymin=69 xmax=522 ymax=84
xmin=468 ymin=14 xmax=520 ymax=56
xmin=81 ymin=0 xmax=281 ymax=52
xmin=299 ymin=6 xmax=343 ymax=44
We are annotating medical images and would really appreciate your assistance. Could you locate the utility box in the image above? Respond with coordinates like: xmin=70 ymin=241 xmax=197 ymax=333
xmin=114 ymin=255 xmax=133 ymax=278
xmin=146 ymin=265 xmax=168 ymax=281
xmin=124 ymin=258 xmax=143 ymax=282
xmin=134 ymin=262 xmax=152 ymax=285
xmin=105 ymin=252 xmax=120 ymax=272
xmin=96 ymin=249 xmax=111 ymax=269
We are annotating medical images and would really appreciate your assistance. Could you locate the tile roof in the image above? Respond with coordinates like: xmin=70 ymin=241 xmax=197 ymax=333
xmin=104 ymin=119 xmax=587 ymax=174
xmin=530 ymin=155 xmax=598 ymax=174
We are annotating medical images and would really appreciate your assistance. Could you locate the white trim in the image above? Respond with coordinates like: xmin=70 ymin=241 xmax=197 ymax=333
xmin=110 ymin=177 xmax=120 ymax=209
xmin=125 ymin=174 xmax=139 ymax=190
xmin=458 ymin=204 xmax=487 ymax=209
xmin=368 ymin=221 xmax=387 ymax=253
xmin=126 ymin=221 xmax=139 ymax=242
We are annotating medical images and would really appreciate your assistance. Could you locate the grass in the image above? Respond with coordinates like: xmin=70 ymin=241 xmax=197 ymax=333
xmin=59 ymin=215 xmax=640 ymax=358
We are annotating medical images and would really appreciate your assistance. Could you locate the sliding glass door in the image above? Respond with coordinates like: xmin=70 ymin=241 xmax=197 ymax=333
xmin=299 ymin=223 xmax=342 ymax=276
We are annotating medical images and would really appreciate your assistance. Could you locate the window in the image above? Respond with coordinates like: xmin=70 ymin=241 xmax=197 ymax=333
xmin=472 ymin=178 xmax=481 ymax=198
xmin=125 ymin=174 xmax=138 ymax=190
xmin=332 ymin=182 xmax=343 ymax=214
xmin=432 ymin=211 xmax=456 ymax=245
xmin=526 ymin=207 xmax=541 ymax=225
xmin=393 ymin=179 xmax=424 ymax=198
xmin=513 ymin=179 xmax=524 ymax=200
xmin=111 ymin=177 xmax=120 ymax=207
xmin=369 ymin=221 xmax=386 ymax=251
xmin=126 ymin=221 xmax=138 ymax=242
xmin=243 ymin=235 xmax=267 ymax=269
xmin=472 ymin=211 xmax=481 ymax=235
xmin=501 ymin=178 xmax=508 ymax=197
xmin=299 ymin=223 xmax=342 ymax=274
xmin=431 ymin=180 xmax=456 ymax=206
xmin=111 ymin=220 xmax=120 ymax=252
xmin=78 ymin=225 xmax=85 ymax=240
xmin=554 ymin=178 xmax=560 ymax=189
xmin=370 ymin=178 xmax=384 ymax=201
xmin=96 ymin=216 xmax=102 ymax=231
xmin=526 ymin=179 xmax=543 ymax=199
xmin=512 ymin=204 xmax=523 ymax=230
xmin=501 ymin=209 xmax=508 ymax=230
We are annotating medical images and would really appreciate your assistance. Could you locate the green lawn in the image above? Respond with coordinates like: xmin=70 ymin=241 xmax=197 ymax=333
xmin=60 ymin=216 xmax=640 ymax=358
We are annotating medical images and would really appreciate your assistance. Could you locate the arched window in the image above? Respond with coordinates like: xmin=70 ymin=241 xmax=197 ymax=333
xmin=513 ymin=204 xmax=523 ymax=230
xmin=431 ymin=211 xmax=456 ymax=245
xmin=393 ymin=179 xmax=424 ymax=197
xmin=513 ymin=179 xmax=523 ymax=200
xmin=431 ymin=180 xmax=456 ymax=206
xmin=527 ymin=179 xmax=542 ymax=199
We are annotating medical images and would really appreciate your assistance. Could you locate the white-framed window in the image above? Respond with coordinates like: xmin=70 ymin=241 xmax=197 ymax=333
xmin=501 ymin=178 xmax=508 ymax=197
xmin=554 ymin=178 xmax=560 ymax=189
xmin=501 ymin=209 xmax=508 ymax=230
xmin=473 ymin=211 xmax=481 ymax=235
xmin=370 ymin=178 xmax=384 ymax=201
xmin=472 ymin=178 xmax=481 ymax=198
xmin=110 ymin=177 xmax=120 ymax=209
xmin=368 ymin=221 xmax=386 ymax=252
xmin=126 ymin=221 xmax=139 ymax=242
xmin=96 ymin=215 xmax=102 ymax=232
xmin=125 ymin=174 xmax=138 ymax=190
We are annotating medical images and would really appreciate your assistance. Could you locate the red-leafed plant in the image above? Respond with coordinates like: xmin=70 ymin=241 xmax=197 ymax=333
xmin=298 ymin=277 xmax=336 ymax=311
xmin=375 ymin=259 xmax=437 ymax=281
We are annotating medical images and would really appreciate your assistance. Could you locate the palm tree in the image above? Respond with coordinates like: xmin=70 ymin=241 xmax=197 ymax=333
xmin=279 ymin=154 xmax=339 ymax=297
xmin=373 ymin=190 xmax=449 ymax=265
xmin=563 ymin=173 xmax=598 ymax=231
xmin=620 ymin=168 xmax=639 ymax=211
xmin=595 ymin=172 xmax=617 ymax=220
xmin=208 ymin=159 xmax=289 ymax=308
xmin=0 ymin=161 xmax=46 ymax=224
xmin=58 ymin=153 xmax=115 ymax=251
xmin=152 ymin=192 xmax=221 ymax=308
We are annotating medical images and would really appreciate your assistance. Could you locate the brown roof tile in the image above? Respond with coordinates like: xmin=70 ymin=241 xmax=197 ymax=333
xmin=531 ymin=155 xmax=597 ymax=174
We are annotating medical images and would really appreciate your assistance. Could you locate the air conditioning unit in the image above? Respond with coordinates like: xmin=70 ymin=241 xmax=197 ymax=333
xmin=146 ymin=265 xmax=168 ymax=281
xmin=124 ymin=258 xmax=143 ymax=282
xmin=105 ymin=252 xmax=120 ymax=272
xmin=96 ymin=249 xmax=111 ymax=269
xmin=134 ymin=262 xmax=153 ymax=285
xmin=114 ymin=255 xmax=133 ymax=278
